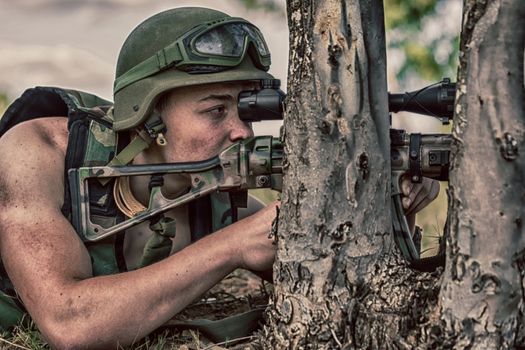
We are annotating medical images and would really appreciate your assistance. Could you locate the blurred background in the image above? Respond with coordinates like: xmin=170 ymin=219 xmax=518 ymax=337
xmin=0 ymin=0 xmax=462 ymax=255
xmin=0 ymin=0 xmax=461 ymax=131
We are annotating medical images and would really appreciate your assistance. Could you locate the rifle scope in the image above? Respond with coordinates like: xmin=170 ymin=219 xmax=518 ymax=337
xmin=388 ymin=78 xmax=456 ymax=124
xmin=238 ymin=79 xmax=286 ymax=122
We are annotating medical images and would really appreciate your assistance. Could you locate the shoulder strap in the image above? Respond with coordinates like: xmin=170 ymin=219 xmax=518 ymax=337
xmin=0 ymin=86 xmax=112 ymax=138
xmin=0 ymin=87 xmax=67 ymax=137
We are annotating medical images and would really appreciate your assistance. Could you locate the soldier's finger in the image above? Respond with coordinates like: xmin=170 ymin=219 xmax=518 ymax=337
xmin=401 ymin=177 xmax=413 ymax=196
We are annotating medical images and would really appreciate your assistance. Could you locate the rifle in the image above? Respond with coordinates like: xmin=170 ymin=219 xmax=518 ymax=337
xmin=68 ymin=79 xmax=455 ymax=270
xmin=389 ymin=79 xmax=455 ymax=269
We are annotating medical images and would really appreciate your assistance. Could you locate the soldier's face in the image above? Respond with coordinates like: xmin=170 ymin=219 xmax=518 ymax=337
xmin=159 ymin=81 xmax=256 ymax=162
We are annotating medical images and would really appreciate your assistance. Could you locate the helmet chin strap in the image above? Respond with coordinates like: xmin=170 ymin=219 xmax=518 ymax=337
xmin=144 ymin=112 xmax=168 ymax=147
xmin=98 ymin=112 xmax=167 ymax=186
xmin=107 ymin=112 xmax=167 ymax=167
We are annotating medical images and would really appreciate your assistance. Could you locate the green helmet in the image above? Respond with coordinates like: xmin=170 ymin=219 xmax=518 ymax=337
xmin=113 ymin=7 xmax=274 ymax=131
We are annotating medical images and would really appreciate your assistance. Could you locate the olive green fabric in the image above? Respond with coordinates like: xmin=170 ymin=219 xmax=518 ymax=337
xmin=116 ymin=8 xmax=229 ymax=78
xmin=211 ymin=192 xmax=233 ymax=230
xmin=164 ymin=307 xmax=266 ymax=343
xmin=86 ymin=240 xmax=120 ymax=276
xmin=84 ymin=121 xmax=117 ymax=166
xmin=113 ymin=7 xmax=274 ymax=131
xmin=138 ymin=216 xmax=177 ymax=268
xmin=65 ymin=89 xmax=113 ymax=115
xmin=0 ymin=292 xmax=25 ymax=332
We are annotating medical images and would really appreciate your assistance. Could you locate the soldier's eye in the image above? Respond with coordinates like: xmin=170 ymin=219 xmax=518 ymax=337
xmin=205 ymin=105 xmax=227 ymax=120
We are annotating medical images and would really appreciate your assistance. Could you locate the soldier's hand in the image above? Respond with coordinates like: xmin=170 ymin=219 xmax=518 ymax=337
xmin=401 ymin=175 xmax=440 ymax=216
xmin=235 ymin=200 xmax=279 ymax=272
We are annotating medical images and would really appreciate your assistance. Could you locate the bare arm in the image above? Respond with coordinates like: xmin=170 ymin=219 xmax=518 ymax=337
xmin=0 ymin=121 xmax=277 ymax=349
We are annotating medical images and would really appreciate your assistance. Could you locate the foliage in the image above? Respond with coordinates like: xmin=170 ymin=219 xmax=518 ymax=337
xmin=385 ymin=0 xmax=460 ymax=84
xmin=236 ymin=0 xmax=285 ymax=14
xmin=0 ymin=93 xmax=9 ymax=118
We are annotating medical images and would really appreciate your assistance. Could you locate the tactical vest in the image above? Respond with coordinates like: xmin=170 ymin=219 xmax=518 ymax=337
xmin=0 ymin=86 xmax=235 ymax=331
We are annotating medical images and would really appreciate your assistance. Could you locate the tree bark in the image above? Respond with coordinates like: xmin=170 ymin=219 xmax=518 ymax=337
xmin=262 ymin=0 xmax=525 ymax=348
xmin=440 ymin=0 xmax=525 ymax=348
xmin=263 ymin=1 xmax=440 ymax=348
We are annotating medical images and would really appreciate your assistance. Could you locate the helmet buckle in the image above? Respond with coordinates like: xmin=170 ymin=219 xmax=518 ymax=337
xmin=144 ymin=113 xmax=168 ymax=146
xmin=156 ymin=133 xmax=167 ymax=146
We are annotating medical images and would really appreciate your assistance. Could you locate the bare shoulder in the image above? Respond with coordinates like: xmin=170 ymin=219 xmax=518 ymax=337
xmin=0 ymin=116 xmax=93 ymax=323
xmin=0 ymin=117 xmax=68 ymax=209
xmin=0 ymin=116 xmax=68 ymax=157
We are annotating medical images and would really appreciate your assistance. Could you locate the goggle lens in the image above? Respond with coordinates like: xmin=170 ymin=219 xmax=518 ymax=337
xmin=194 ymin=23 xmax=270 ymax=58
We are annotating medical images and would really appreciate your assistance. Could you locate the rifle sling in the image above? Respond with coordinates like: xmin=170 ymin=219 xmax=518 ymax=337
xmin=161 ymin=307 xmax=265 ymax=343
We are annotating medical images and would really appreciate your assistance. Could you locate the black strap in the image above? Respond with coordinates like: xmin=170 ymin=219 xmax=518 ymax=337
xmin=0 ymin=87 xmax=68 ymax=138
xmin=61 ymin=118 xmax=90 ymax=218
xmin=229 ymin=191 xmax=248 ymax=223
xmin=409 ymin=133 xmax=422 ymax=183
xmin=114 ymin=132 xmax=131 ymax=272
xmin=189 ymin=196 xmax=213 ymax=242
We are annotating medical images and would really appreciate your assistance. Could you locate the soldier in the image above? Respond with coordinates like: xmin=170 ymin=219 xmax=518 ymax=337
xmin=0 ymin=7 xmax=438 ymax=348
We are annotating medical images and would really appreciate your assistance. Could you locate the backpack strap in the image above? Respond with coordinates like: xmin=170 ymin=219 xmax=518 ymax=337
xmin=0 ymin=87 xmax=69 ymax=137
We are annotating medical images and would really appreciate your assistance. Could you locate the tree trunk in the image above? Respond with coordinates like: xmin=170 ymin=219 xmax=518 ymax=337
xmin=263 ymin=0 xmax=524 ymax=348
xmin=263 ymin=1 xmax=440 ymax=348
xmin=440 ymin=0 xmax=525 ymax=348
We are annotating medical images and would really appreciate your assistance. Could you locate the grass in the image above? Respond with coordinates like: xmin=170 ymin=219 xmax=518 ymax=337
xmin=0 ymin=313 xmax=260 ymax=350
xmin=0 ymin=325 xmax=195 ymax=350
xmin=1 ymin=321 xmax=47 ymax=350
xmin=0 ymin=93 xmax=8 ymax=118
xmin=0 ymin=270 xmax=267 ymax=349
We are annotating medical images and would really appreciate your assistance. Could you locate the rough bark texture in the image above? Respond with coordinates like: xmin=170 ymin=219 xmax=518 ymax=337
xmin=263 ymin=1 xmax=440 ymax=348
xmin=440 ymin=0 xmax=525 ymax=348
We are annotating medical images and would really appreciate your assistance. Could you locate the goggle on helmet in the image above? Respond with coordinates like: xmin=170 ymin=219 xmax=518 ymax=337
xmin=114 ymin=17 xmax=272 ymax=95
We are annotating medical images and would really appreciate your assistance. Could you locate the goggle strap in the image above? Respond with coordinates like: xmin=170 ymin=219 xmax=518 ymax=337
xmin=157 ymin=43 xmax=184 ymax=71
xmin=114 ymin=43 xmax=184 ymax=94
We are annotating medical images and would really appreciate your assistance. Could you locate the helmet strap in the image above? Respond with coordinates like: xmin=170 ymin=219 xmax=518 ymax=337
xmin=99 ymin=114 xmax=168 ymax=186
xmin=97 ymin=128 xmax=154 ymax=186
xmin=106 ymin=114 xmax=167 ymax=167
xmin=144 ymin=112 xmax=168 ymax=147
